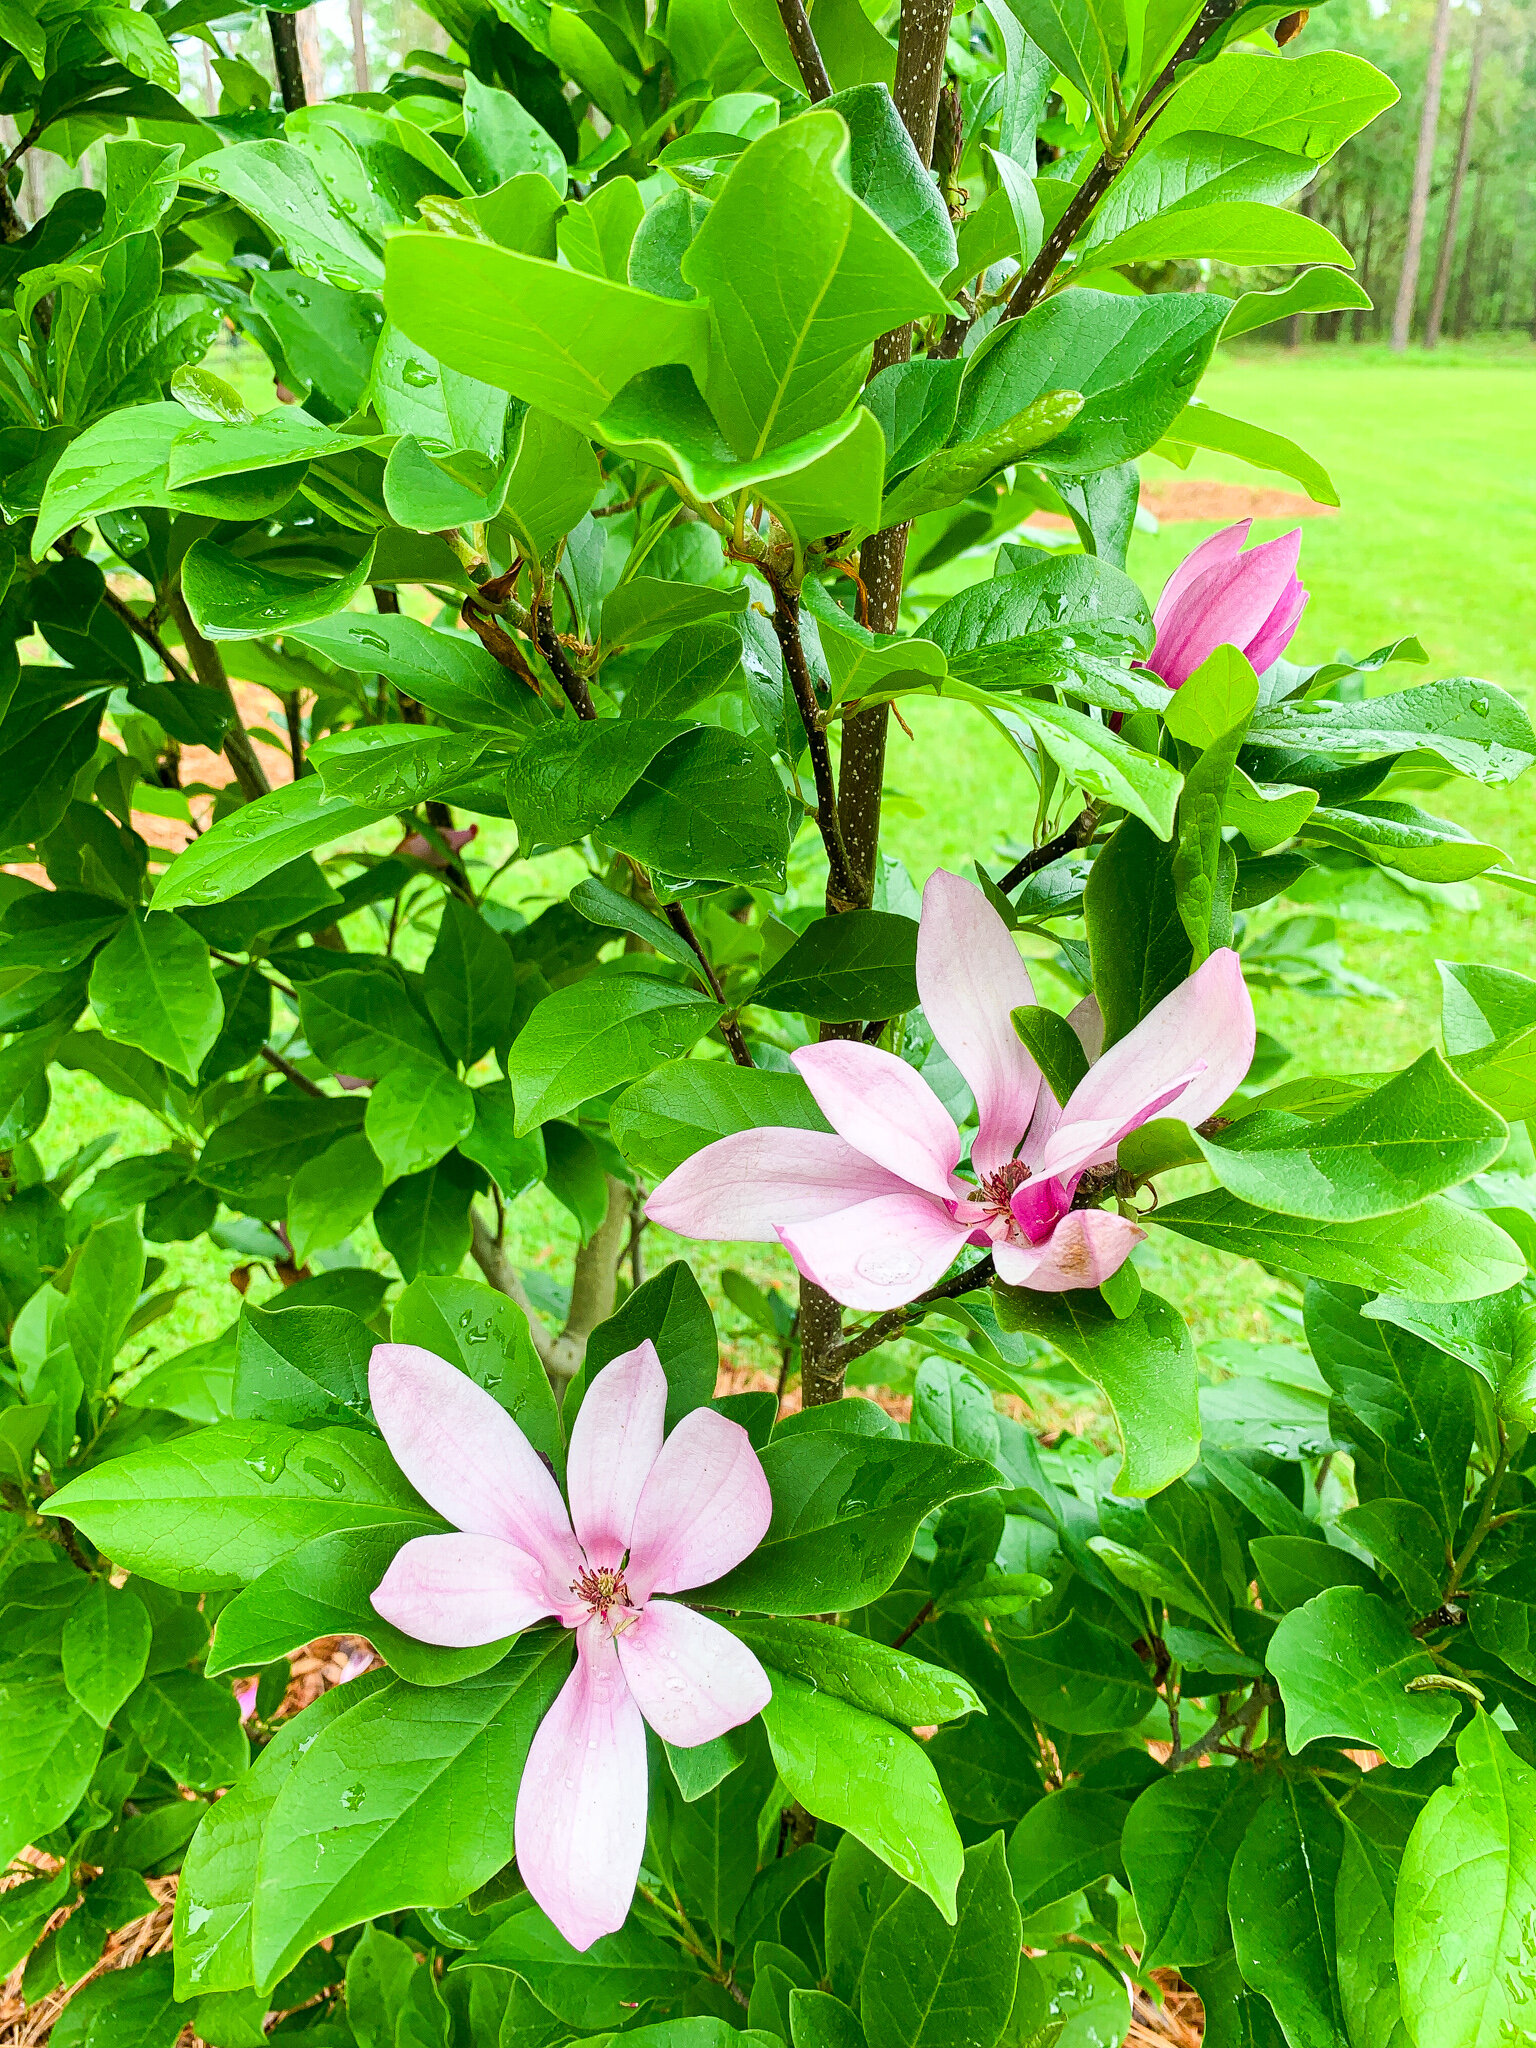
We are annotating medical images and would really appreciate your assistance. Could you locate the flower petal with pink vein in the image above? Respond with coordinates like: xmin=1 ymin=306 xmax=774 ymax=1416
xmin=916 ymin=869 xmax=1041 ymax=1178
xmin=779 ymin=1188 xmax=969 ymax=1313
xmin=514 ymin=1621 xmax=647 ymax=1952
xmin=1032 ymin=1064 xmax=1205 ymax=1184
xmin=567 ymin=1341 xmax=666 ymax=1563
xmin=625 ymin=1408 xmax=773 ymax=1604
xmin=615 ymin=1600 xmax=772 ymax=1746
xmin=992 ymin=1207 xmax=1144 ymax=1291
xmin=793 ymin=1041 xmax=961 ymax=1197
xmin=372 ymin=1532 xmax=561 ymax=1646
xmin=645 ymin=1128 xmax=911 ymax=1241
xmin=369 ymin=1344 xmax=579 ymax=1579
xmin=1153 ymin=519 xmax=1251 ymax=627
xmin=1059 ymin=947 xmax=1254 ymax=1143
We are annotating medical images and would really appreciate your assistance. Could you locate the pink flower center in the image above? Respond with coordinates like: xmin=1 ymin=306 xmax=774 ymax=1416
xmin=977 ymin=1159 xmax=1032 ymax=1228
xmin=572 ymin=1563 xmax=631 ymax=1622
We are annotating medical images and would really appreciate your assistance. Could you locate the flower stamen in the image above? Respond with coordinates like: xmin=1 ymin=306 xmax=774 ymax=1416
xmin=572 ymin=1564 xmax=631 ymax=1620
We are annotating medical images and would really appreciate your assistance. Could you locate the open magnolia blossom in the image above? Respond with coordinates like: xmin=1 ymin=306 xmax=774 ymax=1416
xmin=367 ymin=1339 xmax=772 ymax=1951
xmin=1146 ymin=519 xmax=1308 ymax=690
xmin=649 ymin=871 xmax=1255 ymax=1310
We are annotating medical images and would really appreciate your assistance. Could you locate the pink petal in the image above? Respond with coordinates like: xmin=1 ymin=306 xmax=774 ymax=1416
xmin=792 ymin=1042 xmax=961 ymax=1198
xmin=1245 ymin=573 xmax=1308 ymax=676
xmin=1081 ymin=948 xmax=1255 ymax=1135
xmin=624 ymin=1408 xmax=773 ymax=1604
xmin=992 ymin=1208 xmax=1144 ymax=1292
xmin=515 ymin=1620 xmax=647 ymax=1952
xmin=916 ymin=869 xmax=1040 ymax=1178
xmin=369 ymin=1344 xmax=580 ymax=1580
xmin=645 ymin=1128 xmax=912 ymax=1241
xmin=778 ymin=1189 xmax=969 ymax=1313
xmin=568 ymin=1340 xmax=666 ymax=1564
xmin=1068 ymin=993 xmax=1104 ymax=1063
xmin=371 ymin=1532 xmax=561 ymax=1646
xmin=1150 ymin=529 xmax=1305 ymax=690
xmin=1153 ymin=520 xmax=1251 ymax=629
xmin=1032 ymin=1063 xmax=1205 ymax=1183
xmin=615 ymin=1600 xmax=771 ymax=1746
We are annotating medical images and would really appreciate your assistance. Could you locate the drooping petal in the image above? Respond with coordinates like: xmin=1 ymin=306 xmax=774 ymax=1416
xmin=624 ymin=1408 xmax=773 ymax=1604
xmin=369 ymin=1344 xmax=580 ymax=1579
xmin=1032 ymin=1064 xmax=1205 ymax=1183
xmin=779 ymin=1189 xmax=969 ymax=1313
xmin=568 ymin=1341 xmax=666 ymax=1565
xmin=646 ymin=1129 xmax=912 ymax=1241
xmin=615 ymin=1600 xmax=771 ymax=1746
xmin=916 ymin=869 xmax=1041 ymax=1178
xmin=1153 ymin=520 xmax=1251 ymax=630
xmin=514 ymin=1621 xmax=647 ymax=1952
xmin=1246 ymin=571 xmax=1308 ymax=677
xmin=371 ymin=1532 xmax=561 ymax=1646
xmin=992 ymin=1208 xmax=1144 ymax=1292
xmin=792 ymin=1042 xmax=961 ymax=1199
xmin=1060 ymin=946 xmax=1255 ymax=1150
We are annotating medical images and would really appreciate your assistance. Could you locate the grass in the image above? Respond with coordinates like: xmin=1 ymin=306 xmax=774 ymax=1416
xmin=48 ymin=337 xmax=1536 ymax=1395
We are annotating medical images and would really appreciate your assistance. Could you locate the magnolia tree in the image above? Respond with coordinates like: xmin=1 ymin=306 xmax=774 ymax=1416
xmin=6 ymin=0 xmax=1536 ymax=2039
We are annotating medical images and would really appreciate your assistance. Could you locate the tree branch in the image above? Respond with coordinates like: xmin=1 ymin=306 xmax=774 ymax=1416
xmin=260 ymin=1046 xmax=324 ymax=1097
xmin=775 ymin=0 xmax=833 ymax=100
xmin=1168 ymin=1682 xmax=1273 ymax=1769
xmin=765 ymin=578 xmax=859 ymax=911
xmin=829 ymin=1254 xmax=995 ymax=1372
xmin=997 ymin=801 xmax=1100 ymax=893
xmin=266 ymin=9 xmax=309 ymax=110
xmin=663 ymin=902 xmax=754 ymax=1068
xmin=168 ymin=595 xmax=275 ymax=801
xmin=532 ymin=598 xmax=598 ymax=721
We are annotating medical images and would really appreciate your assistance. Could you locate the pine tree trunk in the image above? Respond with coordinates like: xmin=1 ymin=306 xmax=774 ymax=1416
xmin=1392 ymin=0 xmax=1453 ymax=351
xmin=1452 ymin=169 xmax=1487 ymax=337
xmin=1425 ymin=18 xmax=1484 ymax=350
xmin=349 ymin=0 xmax=370 ymax=91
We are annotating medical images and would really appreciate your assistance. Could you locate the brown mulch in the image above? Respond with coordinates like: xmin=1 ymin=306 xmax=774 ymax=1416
xmin=1030 ymin=477 xmax=1336 ymax=534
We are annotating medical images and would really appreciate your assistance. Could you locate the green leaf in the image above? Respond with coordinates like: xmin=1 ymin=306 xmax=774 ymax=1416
xmin=374 ymin=1152 xmax=479 ymax=1280
xmin=310 ymin=727 xmax=494 ymax=811
xmin=1245 ymin=678 xmax=1536 ymax=788
xmin=460 ymin=73 xmax=566 ymax=191
xmin=457 ymin=1082 xmax=548 ymax=1205
xmin=992 ymin=1287 xmax=1200 ymax=1497
xmin=1161 ymin=401 xmax=1339 ymax=508
xmin=1011 ymin=1005 xmax=1089 ymax=1109
xmin=297 ymin=969 xmax=445 ymax=1078
xmin=1153 ymin=1193 xmax=1525 ymax=1303
xmin=88 ymin=911 xmax=221 ymax=1081
xmin=762 ymin=1675 xmax=964 ymax=1918
xmin=61 ymin=1579 xmax=152 ymax=1728
xmin=45 ymin=1421 xmax=436 ymax=1590
xmin=681 ymin=108 xmax=946 ymax=458
xmin=197 ymin=1095 xmax=367 ymax=1213
xmin=1002 ymin=1612 xmax=1158 ymax=1734
xmin=460 ymin=1908 xmax=695 ymax=2030
xmin=602 ymin=577 xmax=748 ymax=647
xmin=622 ymin=622 xmax=744 ymax=723
xmin=1229 ymin=1779 xmax=1345 ymax=2047
xmin=251 ymin=1641 xmax=568 ymax=1989
xmin=392 ymin=1273 xmax=563 ymax=1471
xmin=1009 ymin=699 xmax=1183 ymax=840
xmin=880 ymin=392 xmax=1083 ymax=526
xmin=1005 ymin=1789 xmax=1126 ymax=1920
xmin=957 ymin=289 xmax=1231 ymax=474
xmin=1395 ymin=1713 xmax=1536 ymax=2048
xmin=1336 ymin=1498 xmax=1446 ymax=1613
xmin=1335 ymin=1819 xmax=1408 ymax=2048
xmin=724 ymin=1616 xmax=981 ymax=1727
xmin=861 ymin=1832 xmax=1020 ymax=2043
xmin=64 ymin=1212 xmax=144 ymax=1401
xmin=48 ymin=1952 xmax=180 ymax=2048
xmin=384 ymin=231 xmax=709 ymax=429
xmin=1249 ymin=1534 xmax=1378 ymax=1612
xmin=182 ymin=535 xmax=377 ymax=639
xmin=583 ymin=1259 xmax=716 ymax=1429
xmin=508 ymin=976 xmax=722 ymax=1132
xmin=698 ymin=1435 xmax=996 ymax=1614
xmin=287 ymin=1133 xmax=385 ymax=1267
xmin=365 ymin=1065 xmax=476 ymax=1181
xmin=233 ymin=1302 xmax=372 ymax=1430
xmin=194 ymin=139 xmax=385 ymax=288
xmin=1157 ymin=47 xmax=1399 ymax=159
xmin=174 ymin=1672 xmax=391 ymax=1996
xmin=1221 ymin=267 xmax=1374 ymax=342
xmin=1123 ymin=1766 xmax=1266 ymax=1969
xmin=753 ymin=910 xmax=919 ymax=1023
xmin=569 ymin=877 xmax=702 ymax=972
xmin=607 ymin=727 xmax=792 ymax=888
xmin=151 ymin=780 xmax=386 ymax=912
xmin=1195 ymin=1050 xmax=1507 ymax=1222
xmin=1302 ymin=800 xmax=1504 ymax=883
xmin=1088 ymin=198 xmax=1351 ymax=274
xmin=613 ymin=1059 xmax=830 ymax=1177
xmin=126 ymin=1668 xmax=249 ymax=1791
xmin=821 ymin=85 xmax=957 ymax=285
xmin=282 ymin=612 xmax=542 ymax=730
xmin=0 ymin=1672 xmax=105 ymax=1868
xmin=1268 ymin=1587 xmax=1457 ymax=1768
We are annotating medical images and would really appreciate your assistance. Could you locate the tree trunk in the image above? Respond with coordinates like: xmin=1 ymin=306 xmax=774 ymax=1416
xmin=1391 ymin=0 xmax=1452 ymax=351
xmin=349 ymin=0 xmax=371 ymax=91
xmin=266 ymin=10 xmax=309 ymax=109
xmin=1353 ymin=205 xmax=1376 ymax=342
xmin=1452 ymin=168 xmax=1487 ymax=338
xmin=1424 ymin=18 xmax=1484 ymax=350
xmin=1286 ymin=187 xmax=1318 ymax=346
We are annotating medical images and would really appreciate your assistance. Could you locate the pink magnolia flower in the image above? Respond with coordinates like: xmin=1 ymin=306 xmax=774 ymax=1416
xmin=396 ymin=821 xmax=478 ymax=865
xmin=368 ymin=1339 xmax=772 ymax=1951
xmin=647 ymin=871 xmax=1254 ymax=1311
xmin=1146 ymin=519 xmax=1308 ymax=690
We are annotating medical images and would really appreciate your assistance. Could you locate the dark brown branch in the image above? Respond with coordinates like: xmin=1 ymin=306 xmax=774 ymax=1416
xmin=260 ymin=1046 xmax=325 ymax=1097
xmin=533 ymin=599 xmax=597 ymax=721
xmin=829 ymin=1253 xmax=995 ymax=1372
xmin=266 ymin=9 xmax=309 ymax=109
xmin=891 ymin=1598 xmax=935 ymax=1651
xmin=1002 ymin=0 xmax=1247 ymax=321
xmin=766 ymin=580 xmax=859 ymax=912
xmin=1168 ymin=1683 xmax=1274 ymax=1769
xmin=997 ymin=802 xmax=1100 ymax=894
xmin=663 ymin=903 xmax=754 ymax=1068
xmin=775 ymin=0 xmax=833 ymax=99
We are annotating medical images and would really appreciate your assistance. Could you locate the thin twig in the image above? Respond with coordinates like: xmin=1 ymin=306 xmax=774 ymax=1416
xmin=1168 ymin=1683 xmax=1274 ymax=1770
xmin=774 ymin=0 xmax=833 ymax=98
xmin=260 ymin=1047 xmax=326 ymax=1098
xmin=663 ymin=903 xmax=754 ymax=1067
xmin=891 ymin=1598 xmax=935 ymax=1651
xmin=765 ymin=578 xmax=859 ymax=911
xmin=997 ymin=802 xmax=1101 ymax=894
xmin=829 ymin=1254 xmax=996 ymax=1371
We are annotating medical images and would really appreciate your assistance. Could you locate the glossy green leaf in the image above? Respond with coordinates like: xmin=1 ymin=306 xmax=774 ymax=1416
xmin=1006 ymin=1789 xmax=1126 ymax=1920
xmin=1230 ymin=1779 xmax=1346 ymax=2047
xmin=860 ymin=1832 xmax=1020 ymax=2044
xmin=1123 ymin=1765 xmax=1266 ymax=1969
xmin=61 ymin=1578 xmax=152 ymax=1728
xmin=65 ymin=1212 xmax=144 ymax=1400
xmin=1336 ymin=1819 xmax=1409 ymax=2048
xmin=725 ymin=1616 xmax=980 ymax=1727
xmin=126 ymin=1668 xmax=248 ymax=1791
xmin=1002 ymin=1612 xmax=1158 ymax=1734
xmin=151 ymin=779 xmax=386 ymax=912
xmin=612 ymin=1059 xmax=831 ymax=1176
xmin=0 ymin=1673 xmax=104 ymax=1868
xmin=508 ymin=975 xmax=722 ymax=1132
xmin=753 ymin=910 xmax=919 ymax=1022
xmin=1245 ymin=678 xmax=1536 ymax=787
xmin=89 ymin=911 xmax=221 ymax=1082
xmin=461 ymin=1908 xmax=695 ymax=2029
xmin=1269 ymin=1588 xmax=1457 ymax=1767
xmin=282 ymin=612 xmax=541 ymax=729
xmin=182 ymin=535 xmax=377 ymax=639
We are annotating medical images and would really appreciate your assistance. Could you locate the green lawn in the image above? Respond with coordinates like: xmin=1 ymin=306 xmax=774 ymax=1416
xmin=50 ymin=338 xmax=1536 ymax=1392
